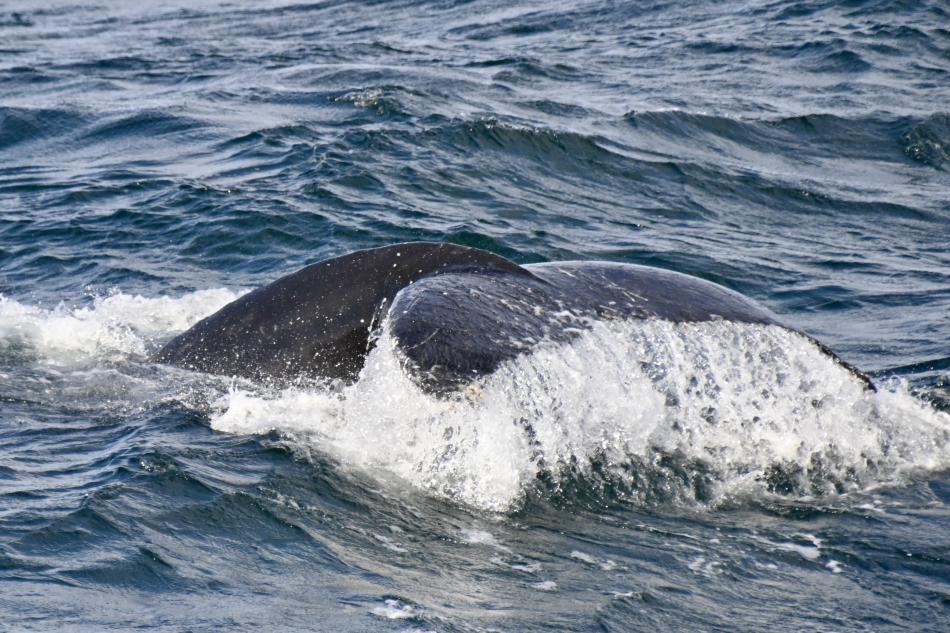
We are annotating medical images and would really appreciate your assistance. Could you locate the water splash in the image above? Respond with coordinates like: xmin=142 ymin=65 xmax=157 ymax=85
xmin=210 ymin=318 xmax=950 ymax=511
xmin=0 ymin=289 xmax=241 ymax=365
xmin=4 ymin=290 xmax=945 ymax=510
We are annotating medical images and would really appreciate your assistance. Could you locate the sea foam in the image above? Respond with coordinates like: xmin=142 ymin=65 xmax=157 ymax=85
xmin=0 ymin=290 xmax=241 ymax=364
xmin=4 ymin=291 xmax=946 ymax=511
xmin=210 ymin=318 xmax=950 ymax=511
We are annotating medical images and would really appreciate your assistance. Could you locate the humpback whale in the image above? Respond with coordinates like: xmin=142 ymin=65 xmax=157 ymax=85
xmin=155 ymin=242 xmax=870 ymax=392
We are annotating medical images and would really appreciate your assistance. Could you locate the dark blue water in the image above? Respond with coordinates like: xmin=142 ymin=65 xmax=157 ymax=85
xmin=2 ymin=1 xmax=949 ymax=630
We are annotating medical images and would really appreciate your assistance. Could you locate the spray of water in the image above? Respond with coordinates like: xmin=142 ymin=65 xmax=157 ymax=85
xmin=211 ymin=319 xmax=950 ymax=511
xmin=0 ymin=290 xmax=240 ymax=364
xmin=3 ymin=292 xmax=947 ymax=511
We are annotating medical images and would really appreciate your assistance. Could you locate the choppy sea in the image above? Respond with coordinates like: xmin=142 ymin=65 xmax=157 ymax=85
xmin=1 ymin=1 xmax=949 ymax=631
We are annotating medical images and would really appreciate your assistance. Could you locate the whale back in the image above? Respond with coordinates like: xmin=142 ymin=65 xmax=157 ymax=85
xmin=154 ymin=242 xmax=536 ymax=382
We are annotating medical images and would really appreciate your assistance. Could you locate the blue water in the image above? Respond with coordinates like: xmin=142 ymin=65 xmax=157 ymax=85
xmin=2 ymin=1 xmax=949 ymax=630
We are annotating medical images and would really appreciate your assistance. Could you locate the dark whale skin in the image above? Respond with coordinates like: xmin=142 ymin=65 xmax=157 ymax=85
xmin=155 ymin=242 xmax=871 ymax=391
xmin=154 ymin=242 xmax=534 ymax=382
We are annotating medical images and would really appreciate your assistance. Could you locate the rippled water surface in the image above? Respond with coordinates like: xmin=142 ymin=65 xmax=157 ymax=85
xmin=2 ymin=1 xmax=949 ymax=631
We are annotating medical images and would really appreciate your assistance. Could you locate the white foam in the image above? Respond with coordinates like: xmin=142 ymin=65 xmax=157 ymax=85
xmin=570 ymin=550 xmax=617 ymax=571
xmin=687 ymin=556 xmax=723 ymax=576
xmin=211 ymin=336 xmax=534 ymax=511
xmin=777 ymin=541 xmax=821 ymax=562
xmin=370 ymin=599 xmax=418 ymax=620
xmin=0 ymin=290 xmax=241 ymax=365
xmin=5 ymin=289 xmax=946 ymax=512
xmin=373 ymin=533 xmax=408 ymax=553
xmin=570 ymin=551 xmax=597 ymax=564
xmin=459 ymin=528 xmax=508 ymax=550
xmin=209 ymin=318 xmax=950 ymax=512
xmin=508 ymin=561 xmax=542 ymax=574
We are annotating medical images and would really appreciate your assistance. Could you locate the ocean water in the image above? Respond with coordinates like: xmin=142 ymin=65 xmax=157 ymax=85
xmin=1 ymin=0 xmax=949 ymax=630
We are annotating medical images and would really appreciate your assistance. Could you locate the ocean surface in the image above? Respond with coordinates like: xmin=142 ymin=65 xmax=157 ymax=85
xmin=1 ymin=1 xmax=949 ymax=630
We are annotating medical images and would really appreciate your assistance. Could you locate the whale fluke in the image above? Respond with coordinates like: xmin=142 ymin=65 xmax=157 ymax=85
xmin=155 ymin=242 xmax=872 ymax=392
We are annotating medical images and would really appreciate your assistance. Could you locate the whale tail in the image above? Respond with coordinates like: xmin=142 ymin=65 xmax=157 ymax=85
xmin=155 ymin=242 xmax=873 ymax=394
xmin=154 ymin=242 xmax=538 ymax=382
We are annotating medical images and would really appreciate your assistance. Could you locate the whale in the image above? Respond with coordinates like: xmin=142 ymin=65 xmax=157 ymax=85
xmin=154 ymin=242 xmax=871 ymax=392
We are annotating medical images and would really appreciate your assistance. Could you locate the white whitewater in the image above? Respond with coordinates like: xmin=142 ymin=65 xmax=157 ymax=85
xmin=3 ymin=291 xmax=947 ymax=512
